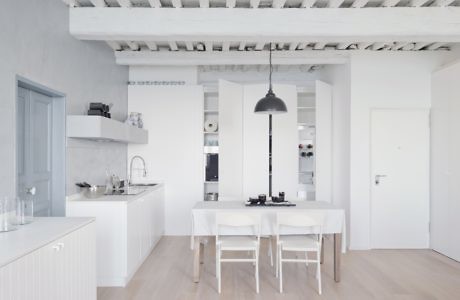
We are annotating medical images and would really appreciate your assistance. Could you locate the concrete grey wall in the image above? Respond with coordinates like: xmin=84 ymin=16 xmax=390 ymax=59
xmin=0 ymin=0 xmax=129 ymax=199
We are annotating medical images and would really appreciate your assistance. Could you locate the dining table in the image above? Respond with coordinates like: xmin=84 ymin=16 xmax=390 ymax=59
xmin=191 ymin=200 xmax=346 ymax=283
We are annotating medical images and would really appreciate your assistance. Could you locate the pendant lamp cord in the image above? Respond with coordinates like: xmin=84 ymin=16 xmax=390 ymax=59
xmin=269 ymin=42 xmax=273 ymax=92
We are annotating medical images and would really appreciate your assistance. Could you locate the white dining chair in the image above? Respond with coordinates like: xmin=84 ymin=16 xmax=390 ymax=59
xmin=276 ymin=212 xmax=324 ymax=294
xmin=215 ymin=212 xmax=261 ymax=294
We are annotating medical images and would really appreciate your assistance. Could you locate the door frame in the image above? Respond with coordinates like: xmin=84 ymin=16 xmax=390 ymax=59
xmin=15 ymin=76 xmax=66 ymax=216
xmin=369 ymin=107 xmax=430 ymax=249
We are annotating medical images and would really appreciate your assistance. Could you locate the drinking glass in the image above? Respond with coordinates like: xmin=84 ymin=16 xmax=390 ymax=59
xmin=0 ymin=197 xmax=17 ymax=232
xmin=16 ymin=196 xmax=34 ymax=225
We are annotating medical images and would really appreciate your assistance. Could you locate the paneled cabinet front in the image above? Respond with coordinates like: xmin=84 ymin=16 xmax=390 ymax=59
xmin=0 ymin=222 xmax=96 ymax=300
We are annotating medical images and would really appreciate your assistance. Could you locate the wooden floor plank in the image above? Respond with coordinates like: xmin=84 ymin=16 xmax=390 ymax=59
xmin=98 ymin=236 xmax=460 ymax=300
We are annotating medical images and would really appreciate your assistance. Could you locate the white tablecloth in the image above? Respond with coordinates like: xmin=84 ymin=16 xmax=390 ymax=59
xmin=191 ymin=201 xmax=346 ymax=252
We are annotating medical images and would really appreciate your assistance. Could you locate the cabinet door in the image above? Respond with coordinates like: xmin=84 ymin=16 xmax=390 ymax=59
xmin=315 ymin=80 xmax=333 ymax=202
xmin=127 ymin=199 xmax=142 ymax=275
xmin=139 ymin=197 xmax=151 ymax=258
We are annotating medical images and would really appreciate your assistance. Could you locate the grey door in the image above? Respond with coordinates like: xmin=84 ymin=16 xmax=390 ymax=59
xmin=17 ymin=87 xmax=53 ymax=216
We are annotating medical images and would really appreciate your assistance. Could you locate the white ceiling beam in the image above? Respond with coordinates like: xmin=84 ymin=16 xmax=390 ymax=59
xmin=277 ymin=43 xmax=285 ymax=50
xmin=250 ymin=0 xmax=260 ymax=8
xmin=106 ymin=41 xmax=122 ymax=51
xmin=357 ymin=42 xmax=373 ymax=50
xmin=289 ymin=42 xmax=298 ymax=51
xmin=117 ymin=0 xmax=132 ymax=7
xmin=196 ymin=43 xmax=205 ymax=51
xmin=226 ymin=0 xmax=236 ymax=7
xmin=145 ymin=41 xmax=158 ymax=51
xmin=370 ymin=42 xmax=387 ymax=50
xmin=199 ymin=0 xmax=210 ymax=8
xmin=185 ymin=41 xmax=194 ymax=51
xmin=313 ymin=42 xmax=326 ymax=50
xmin=300 ymin=0 xmax=316 ymax=8
xmin=115 ymin=50 xmax=349 ymax=66
xmin=255 ymin=42 xmax=265 ymax=51
xmin=90 ymin=0 xmax=106 ymax=7
xmin=413 ymin=42 xmax=430 ymax=50
xmin=351 ymin=0 xmax=369 ymax=8
xmin=336 ymin=43 xmax=352 ymax=50
xmin=69 ymin=8 xmax=460 ymax=43
xmin=410 ymin=0 xmax=430 ymax=7
xmin=427 ymin=42 xmax=447 ymax=50
xmin=390 ymin=42 xmax=408 ymax=50
xmin=171 ymin=0 xmax=182 ymax=8
xmin=297 ymin=42 xmax=309 ymax=50
xmin=168 ymin=41 xmax=178 ymax=51
xmin=148 ymin=0 xmax=162 ymax=7
xmin=205 ymin=41 xmax=213 ymax=52
xmin=238 ymin=42 xmax=246 ymax=51
xmin=126 ymin=41 xmax=139 ymax=50
xmin=273 ymin=0 xmax=287 ymax=8
xmin=222 ymin=42 xmax=230 ymax=51
xmin=328 ymin=0 xmax=345 ymax=8
xmin=431 ymin=0 xmax=455 ymax=6
xmin=381 ymin=0 xmax=400 ymax=7
xmin=402 ymin=43 xmax=416 ymax=50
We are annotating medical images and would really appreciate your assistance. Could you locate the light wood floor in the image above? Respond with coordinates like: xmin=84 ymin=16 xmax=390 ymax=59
xmin=98 ymin=236 xmax=460 ymax=300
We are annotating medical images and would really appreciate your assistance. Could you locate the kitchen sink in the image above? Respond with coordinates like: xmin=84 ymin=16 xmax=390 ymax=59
xmin=129 ymin=183 xmax=158 ymax=187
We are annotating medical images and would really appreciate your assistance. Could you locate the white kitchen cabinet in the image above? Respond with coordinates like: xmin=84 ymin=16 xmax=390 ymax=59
xmin=0 ymin=219 xmax=96 ymax=300
xmin=66 ymin=185 xmax=165 ymax=287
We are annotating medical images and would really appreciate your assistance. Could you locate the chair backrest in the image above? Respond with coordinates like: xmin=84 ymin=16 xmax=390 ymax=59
xmin=276 ymin=211 xmax=324 ymax=240
xmin=216 ymin=212 xmax=261 ymax=239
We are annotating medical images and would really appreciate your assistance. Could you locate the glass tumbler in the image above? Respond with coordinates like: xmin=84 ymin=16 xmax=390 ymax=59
xmin=16 ymin=196 xmax=34 ymax=225
xmin=0 ymin=197 xmax=17 ymax=232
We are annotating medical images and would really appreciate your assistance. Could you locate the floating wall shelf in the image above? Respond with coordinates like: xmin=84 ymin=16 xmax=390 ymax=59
xmin=67 ymin=115 xmax=148 ymax=144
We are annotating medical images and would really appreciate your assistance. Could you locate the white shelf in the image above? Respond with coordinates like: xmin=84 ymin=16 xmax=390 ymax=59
xmin=204 ymin=131 xmax=219 ymax=134
xmin=204 ymin=146 xmax=219 ymax=153
xmin=297 ymin=106 xmax=315 ymax=110
xmin=204 ymin=181 xmax=218 ymax=184
xmin=204 ymin=110 xmax=219 ymax=113
xmin=67 ymin=115 xmax=148 ymax=144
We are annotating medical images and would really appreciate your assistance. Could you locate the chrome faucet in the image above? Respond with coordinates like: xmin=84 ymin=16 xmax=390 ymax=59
xmin=129 ymin=155 xmax=147 ymax=185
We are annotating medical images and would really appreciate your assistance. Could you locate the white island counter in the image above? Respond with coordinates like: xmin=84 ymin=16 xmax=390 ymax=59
xmin=0 ymin=217 xmax=96 ymax=300
xmin=66 ymin=183 xmax=165 ymax=287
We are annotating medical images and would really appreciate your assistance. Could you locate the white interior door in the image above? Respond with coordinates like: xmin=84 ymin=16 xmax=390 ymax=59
xmin=371 ymin=109 xmax=430 ymax=249
xmin=431 ymin=63 xmax=460 ymax=261
xmin=218 ymin=80 xmax=244 ymax=200
xmin=17 ymin=87 xmax=53 ymax=217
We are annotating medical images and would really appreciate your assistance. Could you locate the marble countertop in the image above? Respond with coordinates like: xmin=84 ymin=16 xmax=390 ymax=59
xmin=0 ymin=217 xmax=94 ymax=268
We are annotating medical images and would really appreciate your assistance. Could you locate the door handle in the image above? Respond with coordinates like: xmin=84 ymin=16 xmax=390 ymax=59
xmin=375 ymin=175 xmax=387 ymax=185
xmin=25 ymin=186 xmax=36 ymax=195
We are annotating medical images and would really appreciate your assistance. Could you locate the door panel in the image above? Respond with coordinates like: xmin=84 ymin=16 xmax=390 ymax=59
xmin=17 ymin=88 xmax=53 ymax=217
xmin=219 ymin=80 xmax=244 ymax=200
xmin=371 ymin=109 xmax=430 ymax=248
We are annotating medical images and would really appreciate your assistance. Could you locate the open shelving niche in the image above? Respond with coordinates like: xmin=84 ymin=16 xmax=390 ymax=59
xmin=297 ymin=86 xmax=316 ymax=201
xmin=203 ymin=86 xmax=219 ymax=199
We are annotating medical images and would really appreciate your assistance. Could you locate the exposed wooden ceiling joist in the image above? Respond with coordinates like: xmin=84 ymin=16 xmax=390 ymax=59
xmin=69 ymin=8 xmax=460 ymax=43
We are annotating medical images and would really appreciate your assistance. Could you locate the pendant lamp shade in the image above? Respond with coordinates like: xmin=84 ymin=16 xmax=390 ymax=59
xmin=254 ymin=43 xmax=287 ymax=114
xmin=254 ymin=90 xmax=287 ymax=114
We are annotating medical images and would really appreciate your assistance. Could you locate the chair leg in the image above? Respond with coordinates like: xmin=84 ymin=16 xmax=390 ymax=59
xmin=316 ymin=251 xmax=322 ymax=295
xmin=215 ymin=244 xmax=218 ymax=278
xmin=275 ymin=244 xmax=279 ymax=278
xmin=268 ymin=238 xmax=273 ymax=267
xmin=255 ymin=249 xmax=260 ymax=294
xmin=305 ymin=251 xmax=309 ymax=270
xmin=217 ymin=247 xmax=221 ymax=294
xmin=279 ymin=247 xmax=283 ymax=293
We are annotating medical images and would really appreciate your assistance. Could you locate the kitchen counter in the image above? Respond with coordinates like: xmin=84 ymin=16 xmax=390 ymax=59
xmin=0 ymin=217 xmax=94 ymax=267
xmin=67 ymin=182 xmax=164 ymax=204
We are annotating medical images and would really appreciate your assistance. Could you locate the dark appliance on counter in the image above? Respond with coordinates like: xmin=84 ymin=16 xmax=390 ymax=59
xmin=205 ymin=154 xmax=218 ymax=182
xmin=88 ymin=102 xmax=111 ymax=118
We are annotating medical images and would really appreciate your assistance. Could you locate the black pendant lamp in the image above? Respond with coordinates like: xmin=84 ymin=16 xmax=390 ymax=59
xmin=254 ymin=43 xmax=287 ymax=198
xmin=254 ymin=43 xmax=287 ymax=114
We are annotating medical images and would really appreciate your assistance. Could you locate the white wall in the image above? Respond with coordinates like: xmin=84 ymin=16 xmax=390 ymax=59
xmin=348 ymin=51 xmax=459 ymax=250
xmin=129 ymin=66 xmax=198 ymax=84
xmin=0 ymin=0 xmax=129 ymax=200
